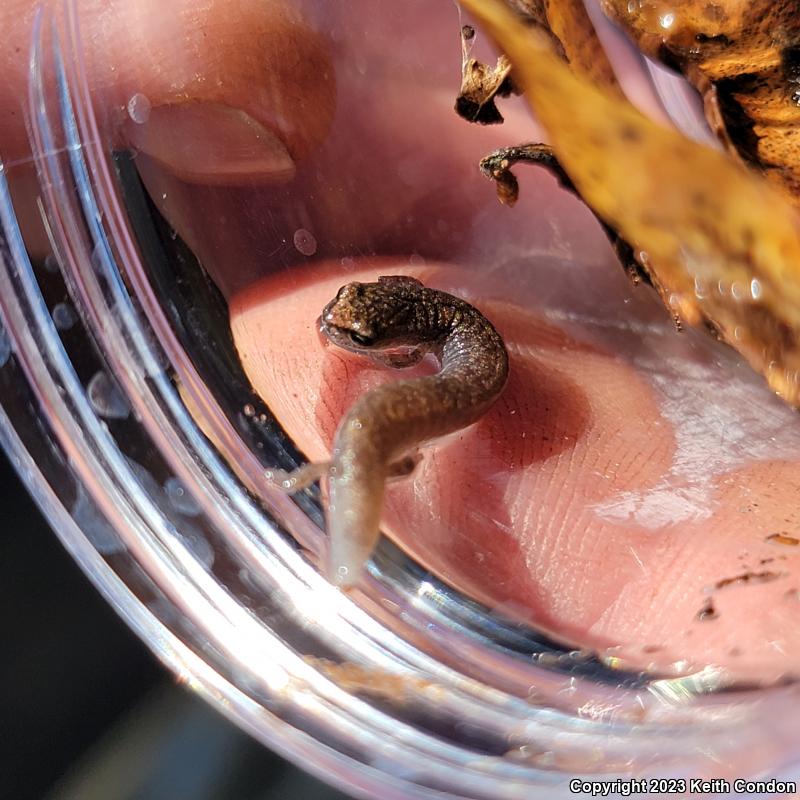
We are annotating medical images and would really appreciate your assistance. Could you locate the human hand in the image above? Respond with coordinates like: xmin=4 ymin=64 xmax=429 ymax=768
xmin=3 ymin=0 xmax=800 ymax=687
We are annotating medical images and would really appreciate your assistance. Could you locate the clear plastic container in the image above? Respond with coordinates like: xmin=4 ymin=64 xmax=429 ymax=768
xmin=1 ymin=1 xmax=799 ymax=796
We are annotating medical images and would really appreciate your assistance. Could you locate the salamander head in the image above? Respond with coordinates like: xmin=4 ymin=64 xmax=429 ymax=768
xmin=319 ymin=275 xmax=427 ymax=353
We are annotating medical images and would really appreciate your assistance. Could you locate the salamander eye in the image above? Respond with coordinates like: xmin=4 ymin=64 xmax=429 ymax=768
xmin=348 ymin=331 xmax=375 ymax=347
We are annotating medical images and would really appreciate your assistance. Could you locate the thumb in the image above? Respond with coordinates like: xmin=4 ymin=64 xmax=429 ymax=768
xmin=0 ymin=0 xmax=336 ymax=184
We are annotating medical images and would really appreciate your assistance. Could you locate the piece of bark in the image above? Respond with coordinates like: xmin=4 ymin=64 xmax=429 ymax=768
xmin=480 ymin=143 xmax=652 ymax=287
xmin=460 ymin=0 xmax=800 ymax=407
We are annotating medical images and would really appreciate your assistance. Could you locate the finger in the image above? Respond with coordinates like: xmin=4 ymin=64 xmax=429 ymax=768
xmin=231 ymin=258 xmax=800 ymax=686
xmin=0 ymin=0 xmax=335 ymax=183
xmin=136 ymin=73 xmax=549 ymax=299
xmin=93 ymin=0 xmax=556 ymax=298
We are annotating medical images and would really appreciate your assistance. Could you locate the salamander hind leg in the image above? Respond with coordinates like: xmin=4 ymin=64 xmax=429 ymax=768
xmin=265 ymin=461 xmax=330 ymax=493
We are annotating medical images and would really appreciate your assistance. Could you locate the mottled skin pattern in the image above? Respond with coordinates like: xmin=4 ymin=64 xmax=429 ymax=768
xmin=272 ymin=275 xmax=508 ymax=587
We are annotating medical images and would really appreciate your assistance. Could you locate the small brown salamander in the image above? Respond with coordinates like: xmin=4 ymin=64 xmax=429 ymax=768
xmin=268 ymin=275 xmax=508 ymax=587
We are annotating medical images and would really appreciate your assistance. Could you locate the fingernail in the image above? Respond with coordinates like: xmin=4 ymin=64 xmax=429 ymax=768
xmin=124 ymin=101 xmax=297 ymax=185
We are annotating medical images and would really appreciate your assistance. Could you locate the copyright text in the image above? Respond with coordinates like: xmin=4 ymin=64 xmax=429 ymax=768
xmin=569 ymin=778 xmax=796 ymax=796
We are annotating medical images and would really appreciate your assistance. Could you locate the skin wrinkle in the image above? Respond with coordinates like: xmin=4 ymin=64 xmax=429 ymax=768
xmin=592 ymin=461 xmax=800 ymax=672
xmin=9 ymin=0 xmax=800 ymax=688
xmin=597 ymin=346 xmax=800 ymax=527
xmin=101 ymin=0 xmax=779 ymax=682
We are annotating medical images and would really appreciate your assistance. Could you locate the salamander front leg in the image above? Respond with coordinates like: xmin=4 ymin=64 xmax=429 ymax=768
xmin=387 ymin=452 xmax=422 ymax=481
xmin=369 ymin=349 xmax=425 ymax=369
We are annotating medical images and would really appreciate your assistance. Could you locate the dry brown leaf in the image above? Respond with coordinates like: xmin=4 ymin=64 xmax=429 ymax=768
xmin=541 ymin=0 xmax=623 ymax=95
xmin=459 ymin=0 xmax=800 ymax=405
xmin=601 ymin=0 xmax=800 ymax=206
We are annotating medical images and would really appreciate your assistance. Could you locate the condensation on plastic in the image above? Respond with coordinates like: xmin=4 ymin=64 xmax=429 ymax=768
xmin=0 ymin=3 xmax=798 ymax=798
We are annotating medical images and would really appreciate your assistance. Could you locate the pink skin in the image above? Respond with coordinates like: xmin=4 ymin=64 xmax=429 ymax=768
xmin=4 ymin=0 xmax=800 ymax=685
xmin=233 ymin=260 xmax=800 ymax=687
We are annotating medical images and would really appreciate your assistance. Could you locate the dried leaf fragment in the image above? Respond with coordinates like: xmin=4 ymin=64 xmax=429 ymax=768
xmin=602 ymin=0 xmax=800 ymax=206
xmin=456 ymin=54 xmax=517 ymax=124
xmin=459 ymin=0 xmax=800 ymax=406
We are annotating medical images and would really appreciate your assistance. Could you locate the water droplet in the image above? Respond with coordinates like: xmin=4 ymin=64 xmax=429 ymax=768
xmin=43 ymin=254 xmax=60 ymax=274
xmin=293 ymin=228 xmax=317 ymax=257
xmin=127 ymin=92 xmax=152 ymax=124
xmin=164 ymin=476 xmax=201 ymax=517
xmin=72 ymin=484 xmax=124 ymax=554
xmin=659 ymin=11 xmax=675 ymax=28
xmin=337 ymin=565 xmax=349 ymax=577
xmin=87 ymin=371 xmax=131 ymax=419
xmin=90 ymin=242 xmax=106 ymax=273
xmin=243 ymin=403 xmax=255 ymax=417
xmin=731 ymin=282 xmax=744 ymax=300
xmin=750 ymin=278 xmax=762 ymax=300
xmin=125 ymin=457 xmax=162 ymax=498
xmin=353 ymin=54 xmax=368 ymax=76
xmin=693 ymin=277 xmax=707 ymax=299
xmin=52 ymin=302 xmax=77 ymax=331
